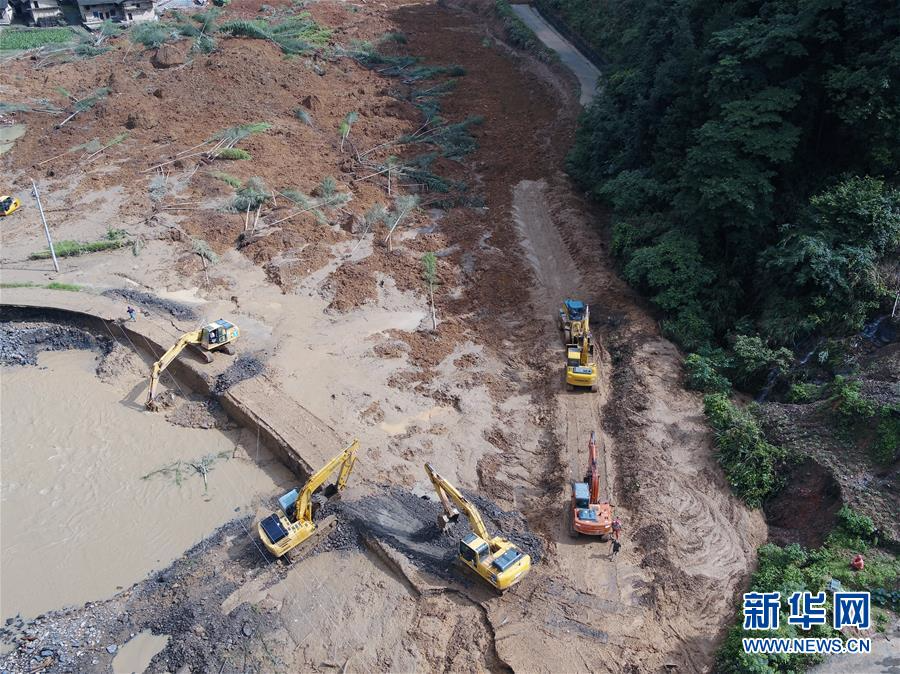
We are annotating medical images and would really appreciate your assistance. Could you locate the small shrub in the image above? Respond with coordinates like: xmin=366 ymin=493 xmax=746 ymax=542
xmin=787 ymin=381 xmax=823 ymax=403
xmin=829 ymin=375 xmax=876 ymax=420
xmin=729 ymin=334 xmax=793 ymax=391
xmin=231 ymin=177 xmax=270 ymax=212
xmin=684 ymin=352 xmax=731 ymax=394
xmin=836 ymin=505 xmax=876 ymax=541
xmin=294 ymin=108 xmax=313 ymax=125
xmin=872 ymin=407 xmax=900 ymax=464
xmin=130 ymin=23 xmax=177 ymax=49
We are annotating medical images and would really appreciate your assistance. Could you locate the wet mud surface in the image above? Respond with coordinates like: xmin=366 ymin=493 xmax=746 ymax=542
xmin=0 ymin=321 xmax=112 ymax=366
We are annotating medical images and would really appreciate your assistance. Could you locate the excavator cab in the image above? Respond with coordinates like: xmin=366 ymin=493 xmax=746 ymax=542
xmin=202 ymin=319 xmax=239 ymax=349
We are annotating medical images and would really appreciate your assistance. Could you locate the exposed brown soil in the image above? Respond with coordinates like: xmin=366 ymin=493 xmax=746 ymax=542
xmin=764 ymin=459 xmax=843 ymax=548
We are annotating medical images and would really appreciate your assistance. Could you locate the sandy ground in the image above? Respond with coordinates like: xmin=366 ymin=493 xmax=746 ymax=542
xmin=0 ymin=0 xmax=766 ymax=671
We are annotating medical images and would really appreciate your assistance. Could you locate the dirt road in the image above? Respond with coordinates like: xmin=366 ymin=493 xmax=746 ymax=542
xmin=508 ymin=5 xmax=601 ymax=106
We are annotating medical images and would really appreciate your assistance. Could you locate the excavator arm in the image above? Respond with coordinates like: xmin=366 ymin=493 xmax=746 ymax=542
xmin=587 ymin=431 xmax=600 ymax=504
xmin=294 ymin=439 xmax=360 ymax=523
xmin=424 ymin=463 xmax=491 ymax=544
xmin=146 ymin=329 xmax=203 ymax=408
xmin=580 ymin=334 xmax=591 ymax=366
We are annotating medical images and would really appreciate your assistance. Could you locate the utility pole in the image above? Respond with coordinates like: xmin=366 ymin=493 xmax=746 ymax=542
xmin=31 ymin=179 xmax=59 ymax=273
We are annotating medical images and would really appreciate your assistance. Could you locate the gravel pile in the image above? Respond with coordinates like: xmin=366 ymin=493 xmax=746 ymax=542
xmin=102 ymin=289 xmax=198 ymax=321
xmin=213 ymin=355 xmax=265 ymax=395
xmin=0 ymin=322 xmax=112 ymax=367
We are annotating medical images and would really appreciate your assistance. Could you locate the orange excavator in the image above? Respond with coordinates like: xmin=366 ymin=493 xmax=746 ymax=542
xmin=570 ymin=431 xmax=613 ymax=537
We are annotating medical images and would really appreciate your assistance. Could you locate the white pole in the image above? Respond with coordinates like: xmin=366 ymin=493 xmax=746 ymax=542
xmin=31 ymin=179 xmax=59 ymax=273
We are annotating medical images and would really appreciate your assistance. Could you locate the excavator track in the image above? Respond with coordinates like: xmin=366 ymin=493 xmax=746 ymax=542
xmin=282 ymin=515 xmax=338 ymax=564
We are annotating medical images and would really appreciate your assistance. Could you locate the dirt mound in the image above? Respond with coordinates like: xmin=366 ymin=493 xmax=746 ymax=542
xmin=95 ymin=341 xmax=147 ymax=383
xmin=0 ymin=321 xmax=112 ymax=366
xmin=102 ymin=289 xmax=198 ymax=321
xmin=317 ymin=488 xmax=544 ymax=581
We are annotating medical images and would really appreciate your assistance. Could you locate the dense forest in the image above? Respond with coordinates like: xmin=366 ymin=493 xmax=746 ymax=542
xmin=544 ymin=0 xmax=900 ymax=351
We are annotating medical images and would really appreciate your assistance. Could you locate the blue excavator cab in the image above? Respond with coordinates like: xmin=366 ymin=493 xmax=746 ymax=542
xmin=564 ymin=299 xmax=585 ymax=321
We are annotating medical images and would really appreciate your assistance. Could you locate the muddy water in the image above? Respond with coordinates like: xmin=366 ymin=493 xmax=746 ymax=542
xmin=0 ymin=350 xmax=293 ymax=620
xmin=112 ymin=630 xmax=170 ymax=674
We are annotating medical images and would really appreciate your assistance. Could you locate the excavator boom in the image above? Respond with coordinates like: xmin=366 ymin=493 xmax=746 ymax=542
xmin=146 ymin=329 xmax=203 ymax=407
xmin=425 ymin=463 xmax=490 ymax=543
xmin=588 ymin=431 xmax=600 ymax=504
xmin=294 ymin=439 xmax=360 ymax=522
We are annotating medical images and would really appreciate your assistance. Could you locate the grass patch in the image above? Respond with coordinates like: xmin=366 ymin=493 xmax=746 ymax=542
xmin=211 ymin=171 xmax=242 ymax=188
xmin=0 ymin=28 xmax=76 ymax=51
xmin=215 ymin=147 xmax=252 ymax=160
xmin=45 ymin=282 xmax=81 ymax=292
xmin=29 ymin=229 xmax=130 ymax=260
xmin=1 ymin=281 xmax=81 ymax=292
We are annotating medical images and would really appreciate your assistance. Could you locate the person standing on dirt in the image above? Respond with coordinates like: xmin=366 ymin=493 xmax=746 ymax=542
xmin=127 ymin=306 xmax=136 ymax=322
xmin=610 ymin=539 xmax=621 ymax=560
xmin=612 ymin=516 xmax=622 ymax=540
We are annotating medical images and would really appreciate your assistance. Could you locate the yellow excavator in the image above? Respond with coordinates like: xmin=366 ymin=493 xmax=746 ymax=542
xmin=1 ymin=195 xmax=21 ymax=217
xmin=145 ymin=319 xmax=239 ymax=410
xmin=258 ymin=439 xmax=360 ymax=558
xmin=565 ymin=333 xmax=598 ymax=391
xmin=424 ymin=463 xmax=531 ymax=591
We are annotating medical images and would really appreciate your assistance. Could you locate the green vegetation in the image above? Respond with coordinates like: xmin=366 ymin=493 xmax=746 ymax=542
xmin=704 ymin=393 xmax=789 ymax=507
xmin=294 ymin=108 xmax=313 ymax=125
xmin=215 ymin=148 xmax=252 ymax=160
xmin=231 ymin=177 xmax=271 ymax=212
xmin=0 ymin=281 xmax=81 ymax=292
xmin=29 ymin=229 xmax=130 ymax=260
xmin=0 ymin=28 xmax=76 ymax=52
xmin=211 ymin=171 xmax=242 ymax=188
xmin=561 ymin=0 xmax=900 ymax=352
xmin=45 ymin=282 xmax=81 ymax=292
xmin=218 ymin=12 xmax=332 ymax=54
xmin=717 ymin=507 xmax=898 ymax=672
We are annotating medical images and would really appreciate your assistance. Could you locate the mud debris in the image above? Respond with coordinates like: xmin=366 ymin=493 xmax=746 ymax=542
xmin=213 ymin=355 xmax=266 ymax=395
xmin=166 ymin=400 xmax=234 ymax=430
xmin=101 ymin=289 xmax=198 ymax=322
xmin=316 ymin=488 xmax=545 ymax=581
xmin=0 ymin=322 xmax=112 ymax=367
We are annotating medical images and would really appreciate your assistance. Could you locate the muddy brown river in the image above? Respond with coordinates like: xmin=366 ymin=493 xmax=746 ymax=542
xmin=0 ymin=349 xmax=293 ymax=620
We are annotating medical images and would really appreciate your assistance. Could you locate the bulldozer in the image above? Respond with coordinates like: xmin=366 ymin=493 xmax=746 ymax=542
xmin=425 ymin=463 xmax=531 ymax=591
xmin=570 ymin=431 xmax=613 ymax=537
xmin=145 ymin=319 xmax=239 ymax=410
xmin=565 ymin=333 xmax=598 ymax=391
xmin=558 ymin=299 xmax=590 ymax=344
xmin=258 ymin=440 xmax=360 ymax=559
